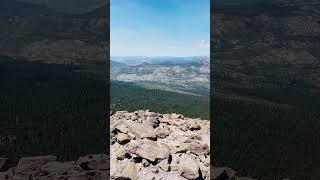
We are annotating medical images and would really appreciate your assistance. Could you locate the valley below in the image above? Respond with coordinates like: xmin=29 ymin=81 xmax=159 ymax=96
xmin=111 ymin=56 xmax=210 ymax=96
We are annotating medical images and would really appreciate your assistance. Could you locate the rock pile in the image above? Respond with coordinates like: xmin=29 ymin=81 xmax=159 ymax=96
xmin=0 ymin=154 xmax=108 ymax=180
xmin=110 ymin=110 xmax=210 ymax=180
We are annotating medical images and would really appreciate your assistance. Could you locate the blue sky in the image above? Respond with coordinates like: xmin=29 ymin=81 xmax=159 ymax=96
xmin=111 ymin=0 xmax=210 ymax=57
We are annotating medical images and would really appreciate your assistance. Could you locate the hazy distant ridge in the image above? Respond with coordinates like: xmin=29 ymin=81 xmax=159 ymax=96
xmin=110 ymin=57 xmax=210 ymax=96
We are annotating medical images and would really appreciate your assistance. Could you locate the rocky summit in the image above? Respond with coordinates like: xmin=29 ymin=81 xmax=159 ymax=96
xmin=110 ymin=110 xmax=210 ymax=180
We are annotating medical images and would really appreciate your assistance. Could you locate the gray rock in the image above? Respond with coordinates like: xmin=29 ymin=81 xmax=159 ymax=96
xmin=146 ymin=115 xmax=160 ymax=128
xmin=178 ymin=154 xmax=200 ymax=179
xmin=158 ymin=159 xmax=169 ymax=172
xmin=128 ymin=122 xmax=157 ymax=140
xmin=114 ymin=120 xmax=131 ymax=134
xmin=177 ymin=140 xmax=209 ymax=155
xmin=188 ymin=124 xmax=201 ymax=131
xmin=134 ymin=141 xmax=170 ymax=162
xmin=171 ymin=113 xmax=184 ymax=119
xmin=142 ymin=159 xmax=149 ymax=167
xmin=117 ymin=133 xmax=132 ymax=144
xmin=115 ymin=148 xmax=129 ymax=160
xmin=150 ymin=166 xmax=159 ymax=174
xmin=155 ymin=127 xmax=170 ymax=139
xmin=120 ymin=163 xmax=138 ymax=180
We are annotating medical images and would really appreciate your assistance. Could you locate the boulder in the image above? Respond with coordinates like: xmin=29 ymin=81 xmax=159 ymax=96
xmin=134 ymin=141 xmax=170 ymax=162
xmin=114 ymin=120 xmax=131 ymax=134
xmin=197 ymin=162 xmax=209 ymax=179
xmin=158 ymin=159 xmax=169 ymax=172
xmin=117 ymin=133 xmax=132 ymax=144
xmin=128 ymin=122 xmax=156 ymax=140
xmin=150 ymin=166 xmax=159 ymax=174
xmin=142 ymin=159 xmax=149 ymax=167
xmin=127 ymin=139 xmax=143 ymax=153
xmin=178 ymin=154 xmax=200 ymax=179
xmin=188 ymin=123 xmax=201 ymax=131
xmin=146 ymin=115 xmax=160 ymax=128
xmin=155 ymin=127 xmax=170 ymax=139
xmin=120 ymin=163 xmax=138 ymax=180
xmin=177 ymin=140 xmax=209 ymax=155
xmin=171 ymin=113 xmax=184 ymax=119
xmin=115 ymin=147 xmax=130 ymax=160
xmin=170 ymin=154 xmax=181 ymax=172
xmin=188 ymin=134 xmax=202 ymax=141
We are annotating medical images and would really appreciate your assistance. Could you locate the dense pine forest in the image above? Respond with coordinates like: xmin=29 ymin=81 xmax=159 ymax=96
xmin=0 ymin=55 xmax=107 ymax=168
xmin=212 ymin=92 xmax=320 ymax=180
xmin=110 ymin=81 xmax=210 ymax=120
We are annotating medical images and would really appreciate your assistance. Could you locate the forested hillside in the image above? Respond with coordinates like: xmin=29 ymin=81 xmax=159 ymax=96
xmin=0 ymin=56 xmax=107 ymax=167
xmin=212 ymin=0 xmax=320 ymax=179
xmin=110 ymin=81 xmax=209 ymax=120
xmin=212 ymin=93 xmax=320 ymax=180
xmin=0 ymin=0 xmax=109 ymax=168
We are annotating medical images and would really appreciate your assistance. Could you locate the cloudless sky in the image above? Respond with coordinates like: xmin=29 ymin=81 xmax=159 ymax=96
xmin=111 ymin=0 xmax=210 ymax=57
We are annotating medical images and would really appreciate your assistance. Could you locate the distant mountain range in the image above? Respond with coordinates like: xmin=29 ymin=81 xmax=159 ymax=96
xmin=0 ymin=0 xmax=53 ymax=18
xmin=111 ymin=57 xmax=210 ymax=96
xmin=0 ymin=0 xmax=107 ymax=17
xmin=0 ymin=0 xmax=108 ymax=65
xmin=111 ymin=56 xmax=209 ymax=66
xmin=212 ymin=0 xmax=320 ymax=107
xmin=17 ymin=0 xmax=106 ymax=14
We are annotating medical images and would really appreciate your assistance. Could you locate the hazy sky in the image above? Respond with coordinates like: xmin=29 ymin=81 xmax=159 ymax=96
xmin=111 ymin=0 xmax=210 ymax=57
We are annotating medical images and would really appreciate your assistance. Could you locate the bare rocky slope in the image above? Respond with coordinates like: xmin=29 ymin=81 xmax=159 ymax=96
xmin=110 ymin=110 xmax=210 ymax=180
